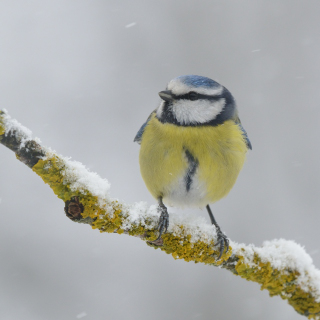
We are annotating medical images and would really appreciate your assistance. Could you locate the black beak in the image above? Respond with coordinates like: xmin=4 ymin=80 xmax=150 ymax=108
xmin=158 ymin=90 xmax=173 ymax=102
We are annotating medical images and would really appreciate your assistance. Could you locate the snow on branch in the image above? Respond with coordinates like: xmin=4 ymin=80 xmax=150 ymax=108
xmin=1 ymin=109 xmax=320 ymax=319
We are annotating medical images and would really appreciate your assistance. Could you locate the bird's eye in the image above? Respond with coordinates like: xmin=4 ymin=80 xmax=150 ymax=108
xmin=188 ymin=92 xmax=199 ymax=101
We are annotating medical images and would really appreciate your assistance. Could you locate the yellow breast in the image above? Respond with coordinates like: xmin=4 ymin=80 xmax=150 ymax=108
xmin=139 ymin=114 xmax=247 ymax=208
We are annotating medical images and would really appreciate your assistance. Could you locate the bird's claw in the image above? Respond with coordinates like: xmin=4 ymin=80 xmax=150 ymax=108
xmin=214 ymin=227 xmax=229 ymax=260
xmin=155 ymin=205 xmax=169 ymax=241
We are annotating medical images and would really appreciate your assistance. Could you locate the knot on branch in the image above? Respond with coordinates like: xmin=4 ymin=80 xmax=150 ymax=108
xmin=64 ymin=196 xmax=84 ymax=221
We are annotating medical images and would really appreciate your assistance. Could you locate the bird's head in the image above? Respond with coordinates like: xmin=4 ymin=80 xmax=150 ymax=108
xmin=156 ymin=75 xmax=237 ymax=126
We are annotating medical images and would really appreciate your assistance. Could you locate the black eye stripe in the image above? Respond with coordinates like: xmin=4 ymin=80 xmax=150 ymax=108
xmin=172 ymin=93 xmax=223 ymax=101
xmin=188 ymin=91 xmax=198 ymax=100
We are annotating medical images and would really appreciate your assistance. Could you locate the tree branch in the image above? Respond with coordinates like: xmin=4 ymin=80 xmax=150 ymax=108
xmin=1 ymin=109 xmax=319 ymax=319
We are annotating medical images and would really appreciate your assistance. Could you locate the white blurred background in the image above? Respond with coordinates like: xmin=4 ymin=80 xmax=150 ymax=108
xmin=1 ymin=1 xmax=320 ymax=319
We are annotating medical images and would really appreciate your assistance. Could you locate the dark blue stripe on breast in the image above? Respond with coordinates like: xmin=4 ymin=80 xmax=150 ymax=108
xmin=184 ymin=149 xmax=199 ymax=192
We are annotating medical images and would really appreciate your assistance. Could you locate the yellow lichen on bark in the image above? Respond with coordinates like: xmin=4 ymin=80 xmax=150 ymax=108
xmin=150 ymin=232 xmax=231 ymax=265
xmin=32 ymin=155 xmax=156 ymax=238
xmin=0 ymin=112 xmax=6 ymax=135
xmin=33 ymin=156 xmax=117 ymax=223
xmin=235 ymin=255 xmax=320 ymax=318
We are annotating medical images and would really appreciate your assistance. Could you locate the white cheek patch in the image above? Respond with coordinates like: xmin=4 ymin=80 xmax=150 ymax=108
xmin=167 ymin=79 xmax=223 ymax=96
xmin=172 ymin=98 xmax=226 ymax=124
xmin=156 ymin=100 xmax=165 ymax=118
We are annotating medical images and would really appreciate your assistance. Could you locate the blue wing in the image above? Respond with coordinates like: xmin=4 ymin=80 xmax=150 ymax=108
xmin=234 ymin=117 xmax=252 ymax=150
xmin=134 ymin=111 xmax=155 ymax=145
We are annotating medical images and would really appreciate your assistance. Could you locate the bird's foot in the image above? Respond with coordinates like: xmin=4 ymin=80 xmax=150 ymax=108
xmin=214 ymin=227 xmax=229 ymax=260
xmin=155 ymin=204 xmax=169 ymax=241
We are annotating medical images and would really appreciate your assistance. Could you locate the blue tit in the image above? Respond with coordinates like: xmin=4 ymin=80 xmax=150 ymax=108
xmin=134 ymin=75 xmax=251 ymax=259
